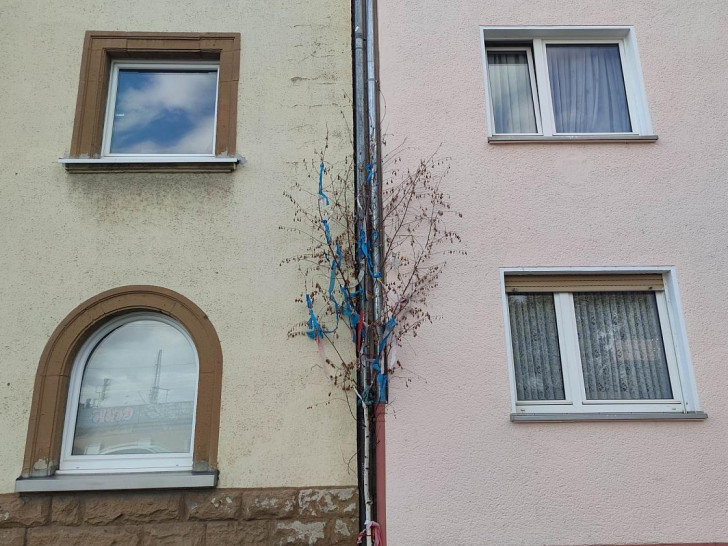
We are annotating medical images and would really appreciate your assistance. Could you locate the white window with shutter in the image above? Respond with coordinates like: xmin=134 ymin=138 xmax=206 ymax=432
xmin=500 ymin=268 xmax=703 ymax=419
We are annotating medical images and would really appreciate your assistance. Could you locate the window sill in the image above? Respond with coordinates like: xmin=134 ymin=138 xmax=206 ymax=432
xmin=488 ymin=134 xmax=658 ymax=144
xmin=511 ymin=411 xmax=708 ymax=422
xmin=59 ymin=156 xmax=243 ymax=174
xmin=15 ymin=470 xmax=217 ymax=493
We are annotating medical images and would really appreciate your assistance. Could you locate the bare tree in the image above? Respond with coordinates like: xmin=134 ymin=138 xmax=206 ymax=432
xmin=283 ymin=139 xmax=464 ymax=405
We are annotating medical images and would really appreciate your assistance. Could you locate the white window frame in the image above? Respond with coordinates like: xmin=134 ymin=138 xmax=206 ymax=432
xmin=58 ymin=312 xmax=199 ymax=474
xmin=480 ymin=26 xmax=654 ymax=139
xmin=484 ymin=46 xmax=543 ymax=136
xmin=101 ymin=60 xmax=220 ymax=159
xmin=500 ymin=267 xmax=700 ymax=416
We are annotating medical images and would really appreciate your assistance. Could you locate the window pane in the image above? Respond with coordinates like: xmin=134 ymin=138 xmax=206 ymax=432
xmin=508 ymin=294 xmax=565 ymax=401
xmin=574 ymin=292 xmax=672 ymax=400
xmin=73 ymin=319 xmax=197 ymax=455
xmin=109 ymin=69 xmax=217 ymax=154
xmin=546 ymin=44 xmax=631 ymax=133
xmin=487 ymin=52 xmax=538 ymax=134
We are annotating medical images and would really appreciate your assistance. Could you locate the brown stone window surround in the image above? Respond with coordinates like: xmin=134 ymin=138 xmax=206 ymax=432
xmin=60 ymin=31 xmax=241 ymax=173
xmin=16 ymin=286 xmax=223 ymax=493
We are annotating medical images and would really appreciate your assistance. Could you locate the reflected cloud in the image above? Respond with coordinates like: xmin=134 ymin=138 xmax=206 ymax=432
xmin=110 ymin=70 xmax=217 ymax=154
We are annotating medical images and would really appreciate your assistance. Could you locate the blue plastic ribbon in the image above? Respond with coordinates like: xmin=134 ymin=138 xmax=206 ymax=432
xmin=372 ymin=317 xmax=396 ymax=404
xmin=306 ymin=293 xmax=337 ymax=340
xmin=371 ymin=359 xmax=389 ymax=404
xmin=304 ymin=160 xmax=389 ymax=403
xmin=306 ymin=294 xmax=323 ymax=339
xmin=377 ymin=372 xmax=389 ymax=403
xmin=357 ymin=230 xmax=381 ymax=280
xmin=340 ymin=285 xmax=360 ymax=339
xmin=378 ymin=317 xmax=396 ymax=356
xmin=365 ymin=163 xmax=374 ymax=185
xmin=317 ymin=162 xmax=329 ymax=205
xmin=322 ymin=219 xmax=332 ymax=245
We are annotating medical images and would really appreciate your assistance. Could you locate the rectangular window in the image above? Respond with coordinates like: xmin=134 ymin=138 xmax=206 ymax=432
xmin=481 ymin=27 xmax=654 ymax=140
xmin=103 ymin=61 xmax=220 ymax=156
xmin=60 ymin=32 xmax=240 ymax=173
xmin=502 ymin=270 xmax=701 ymax=417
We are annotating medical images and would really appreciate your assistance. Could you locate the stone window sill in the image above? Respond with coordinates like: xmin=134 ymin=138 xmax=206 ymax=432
xmin=511 ymin=411 xmax=708 ymax=422
xmin=59 ymin=156 xmax=242 ymax=174
xmin=15 ymin=470 xmax=218 ymax=493
xmin=489 ymin=134 xmax=658 ymax=144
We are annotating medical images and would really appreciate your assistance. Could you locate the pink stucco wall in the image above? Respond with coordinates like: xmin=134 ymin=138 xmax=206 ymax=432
xmin=377 ymin=1 xmax=728 ymax=544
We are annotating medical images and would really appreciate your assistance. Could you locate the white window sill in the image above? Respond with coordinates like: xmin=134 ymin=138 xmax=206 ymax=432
xmin=488 ymin=134 xmax=658 ymax=144
xmin=511 ymin=411 xmax=707 ymax=422
xmin=59 ymin=156 xmax=243 ymax=174
xmin=14 ymin=470 xmax=217 ymax=493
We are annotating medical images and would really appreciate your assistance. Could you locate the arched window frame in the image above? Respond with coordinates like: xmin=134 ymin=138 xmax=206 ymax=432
xmin=16 ymin=286 xmax=223 ymax=492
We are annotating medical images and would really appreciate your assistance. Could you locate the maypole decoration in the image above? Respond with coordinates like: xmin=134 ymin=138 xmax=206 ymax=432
xmin=301 ymin=160 xmax=389 ymax=406
xmin=284 ymin=144 xmax=463 ymax=544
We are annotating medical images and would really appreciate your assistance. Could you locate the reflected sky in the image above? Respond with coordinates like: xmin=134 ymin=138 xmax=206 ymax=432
xmin=109 ymin=69 xmax=217 ymax=154
xmin=79 ymin=320 xmax=197 ymax=407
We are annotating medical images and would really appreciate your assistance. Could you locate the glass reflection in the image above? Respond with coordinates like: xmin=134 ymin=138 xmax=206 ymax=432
xmin=73 ymin=319 xmax=197 ymax=455
xmin=109 ymin=69 xmax=217 ymax=154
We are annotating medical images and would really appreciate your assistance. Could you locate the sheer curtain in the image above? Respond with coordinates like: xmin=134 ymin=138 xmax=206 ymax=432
xmin=487 ymin=51 xmax=537 ymax=134
xmin=508 ymin=294 xmax=565 ymax=401
xmin=573 ymin=292 xmax=672 ymax=400
xmin=546 ymin=44 xmax=631 ymax=133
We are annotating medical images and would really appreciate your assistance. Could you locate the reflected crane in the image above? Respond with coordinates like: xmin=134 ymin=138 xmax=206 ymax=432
xmin=148 ymin=349 xmax=169 ymax=404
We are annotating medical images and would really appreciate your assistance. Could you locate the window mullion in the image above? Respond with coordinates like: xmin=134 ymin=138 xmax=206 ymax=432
xmin=655 ymin=292 xmax=685 ymax=409
xmin=553 ymin=293 xmax=576 ymax=406
xmin=617 ymin=40 xmax=640 ymax=135
xmin=101 ymin=63 xmax=120 ymax=157
xmin=555 ymin=292 xmax=586 ymax=410
xmin=618 ymin=36 xmax=651 ymax=135
xmin=524 ymin=48 xmax=543 ymax=135
xmin=531 ymin=39 xmax=555 ymax=136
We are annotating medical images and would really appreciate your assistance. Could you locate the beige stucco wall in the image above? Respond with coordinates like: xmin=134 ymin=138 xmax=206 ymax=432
xmin=378 ymin=0 xmax=728 ymax=544
xmin=0 ymin=1 xmax=354 ymax=492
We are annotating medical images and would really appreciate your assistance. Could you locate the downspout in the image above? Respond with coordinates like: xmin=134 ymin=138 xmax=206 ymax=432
xmin=353 ymin=0 xmax=386 ymax=541
xmin=352 ymin=0 xmax=374 ymax=541
xmin=366 ymin=0 xmax=388 ymax=544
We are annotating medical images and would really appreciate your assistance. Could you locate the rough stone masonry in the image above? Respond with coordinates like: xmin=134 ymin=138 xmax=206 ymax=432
xmin=0 ymin=486 xmax=358 ymax=545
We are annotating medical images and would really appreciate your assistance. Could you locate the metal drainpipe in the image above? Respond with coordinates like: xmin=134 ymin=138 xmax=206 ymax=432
xmin=354 ymin=0 xmax=385 ymax=540
xmin=352 ymin=0 xmax=375 ymax=542
xmin=366 ymin=0 xmax=387 ymax=541
xmin=367 ymin=0 xmax=384 ymax=386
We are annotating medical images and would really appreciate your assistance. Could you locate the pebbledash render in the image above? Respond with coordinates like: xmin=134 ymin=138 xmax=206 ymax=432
xmin=0 ymin=0 xmax=356 ymax=544
xmin=377 ymin=0 xmax=728 ymax=545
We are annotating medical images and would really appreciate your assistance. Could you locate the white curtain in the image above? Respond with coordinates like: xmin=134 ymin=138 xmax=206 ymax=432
xmin=508 ymin=294 xmax=565 ymax=401
xmin=574 ymin=292 xmax=672 ymax=400
xmin=487 ymin=52 xmax=537 ymax=134
xmin=546 ymin=44 xmax=631 ymax=133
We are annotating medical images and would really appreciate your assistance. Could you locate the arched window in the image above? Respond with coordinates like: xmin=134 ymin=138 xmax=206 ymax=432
xmin=60 ymin=313 xmax=199 ymax=473
xmin=17 ymin=286 xmax=222 ymax=492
